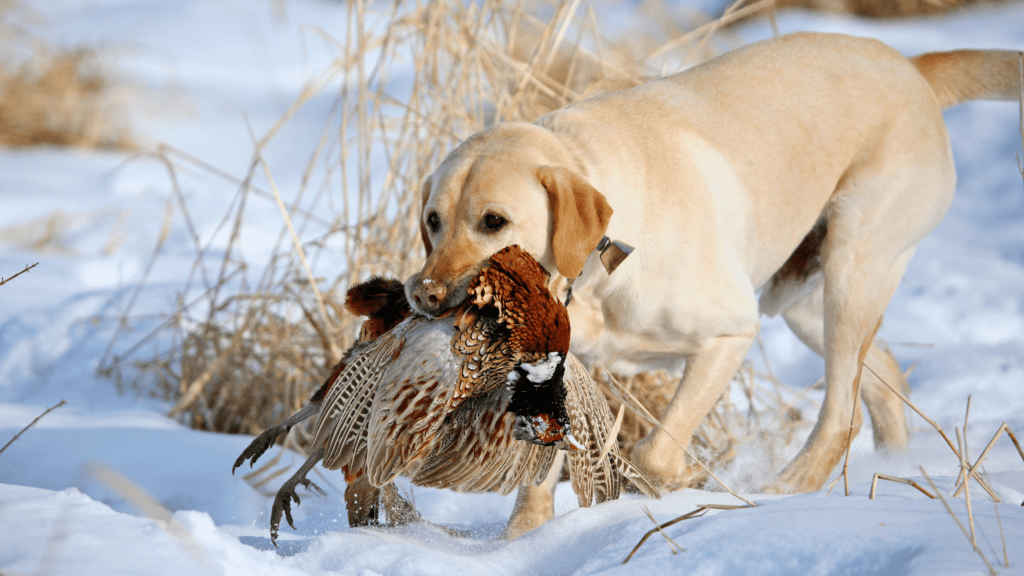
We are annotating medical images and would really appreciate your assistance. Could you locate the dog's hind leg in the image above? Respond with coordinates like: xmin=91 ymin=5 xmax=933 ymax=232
xmin=860 ymin=341 xmax=911 ymax=450
xmin=781 ymin=281 xmax=911 ymax=451
xmin=771 ymin=250 xmax=912 ymax=493
xmin=768 ymin=92 xmax=955 ymax=493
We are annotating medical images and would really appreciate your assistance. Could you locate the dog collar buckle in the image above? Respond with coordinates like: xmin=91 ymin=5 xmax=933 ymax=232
xmin=596 ymin=235 xmax=634 ymax=275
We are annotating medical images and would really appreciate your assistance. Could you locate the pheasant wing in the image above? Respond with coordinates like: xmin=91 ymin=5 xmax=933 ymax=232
xmin=450 ymin=311 xmax=513 ymax=404
xmin=312 ymin=320 xmax=412 ymax=473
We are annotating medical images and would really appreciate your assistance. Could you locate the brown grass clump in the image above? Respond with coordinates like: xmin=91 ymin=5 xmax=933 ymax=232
xmin=593 ymin=370 xmax=678 ymax=461
xmin=100 ymin=0 xmax=794 ymax=466
xmin=0 ymin=2 xmax=135 ymax=150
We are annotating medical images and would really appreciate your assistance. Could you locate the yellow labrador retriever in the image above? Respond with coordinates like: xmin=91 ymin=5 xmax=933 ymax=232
xmin=405 ymin=32 xmax=1022 ymax=535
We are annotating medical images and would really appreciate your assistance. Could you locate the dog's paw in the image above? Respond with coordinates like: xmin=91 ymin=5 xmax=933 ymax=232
xmin=766 ymin=460 xmax=831 ymax=494
xmin=503 ymin=494 xmax=554 ymax=540
xmin=629 ymin=436 xmax=701 ymax=491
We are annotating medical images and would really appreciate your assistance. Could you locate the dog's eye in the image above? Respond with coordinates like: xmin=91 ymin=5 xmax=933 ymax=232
xmin=426 ymin=213 xmax=440 ymax=232
xmin=484 ymin=214 xmax=506 ymax=231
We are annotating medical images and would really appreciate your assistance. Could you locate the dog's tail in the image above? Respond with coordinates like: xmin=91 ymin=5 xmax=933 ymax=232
xmin=911 ymin=49 xmax=1023 ymax=109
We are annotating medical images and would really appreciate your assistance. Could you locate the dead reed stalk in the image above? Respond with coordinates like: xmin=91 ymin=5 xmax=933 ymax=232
xmin=0 ymin=262 xmax=37 ymax=287
xmin=641 ymin=504 xmax=684 ymax=555
xmin=773 ymin=0 xmax=996 ymax=18
xmin=0 ymin=398 xmax=65 ymax=457
xmin=868 ymin=473 xmax=936 ymax=500
xmin=864 ymin=363 xmax=1002 ymax=501
xmin=956 ymin=428 xmax=977 ymax=546
xmin=954 ymin=422 xmax=1007 ymax=498
xmin=1006 ymin=427 xmax=1024 ymax=463
xmin=921 ymin=467 xmax=997 ymax=576
xmin=1017 ymin=53 xmax=1023 ymax=186
xmin=622 ymin=502 xmax=752 ymax=564
xmin=623 ymin=507 xmax=708 ymax=564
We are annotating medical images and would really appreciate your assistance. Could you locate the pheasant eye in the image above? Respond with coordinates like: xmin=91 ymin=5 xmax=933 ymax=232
xmin=426 ymin=212 xmax=440 ymax=232
xmin=484 ymin=214 xmax=506 ymax=231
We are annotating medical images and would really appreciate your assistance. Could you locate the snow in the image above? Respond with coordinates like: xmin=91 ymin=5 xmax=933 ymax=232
xmin=2 ymin=0 xmax=1024 ymax=574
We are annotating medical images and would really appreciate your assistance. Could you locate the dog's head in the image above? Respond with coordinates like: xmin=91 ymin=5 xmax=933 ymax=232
xmin=406 ymin=123 xmax=612 ymax=316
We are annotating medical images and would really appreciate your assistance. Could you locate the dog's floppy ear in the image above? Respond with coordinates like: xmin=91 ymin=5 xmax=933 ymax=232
xmin=419 ymin=178 xmax=433 ymax=256
xmin=537 ymin=166 xmax=613 ymax=279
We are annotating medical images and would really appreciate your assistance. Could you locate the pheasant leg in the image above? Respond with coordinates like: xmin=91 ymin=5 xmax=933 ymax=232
xmin=270 ymin=447 xmax=327 ymax=545
xmin=232 ymin=401 xmax=321 ymax=473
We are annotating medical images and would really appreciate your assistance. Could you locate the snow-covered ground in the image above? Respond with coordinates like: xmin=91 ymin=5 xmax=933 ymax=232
xmin=2 ymin=0 xmax=1023 ymax=574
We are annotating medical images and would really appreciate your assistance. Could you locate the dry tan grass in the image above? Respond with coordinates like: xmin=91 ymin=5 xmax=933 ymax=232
xmin=99 ymin=0 xmax=803 ymax=469
xmin=0 ymin=2 xmax=135 ymax=150
xmin=0 ymin=49 xmax=135 ymax=149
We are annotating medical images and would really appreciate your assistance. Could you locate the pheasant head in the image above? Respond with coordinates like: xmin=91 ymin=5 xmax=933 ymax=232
xmin=467 ymin=246 xmax=579 ymax=449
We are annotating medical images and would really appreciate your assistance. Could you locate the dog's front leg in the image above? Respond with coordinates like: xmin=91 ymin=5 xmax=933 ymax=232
xmin=503 ymin=450 xmax=565 ymax=539
xmin=630 ymin=333 xmax=754 ymax=490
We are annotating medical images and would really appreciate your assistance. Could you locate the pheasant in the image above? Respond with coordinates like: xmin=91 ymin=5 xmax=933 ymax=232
xmin=237 ymin=246 xmax=657 ymax=543
xmin=311 ymin=246 xmax=657 ymax=510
